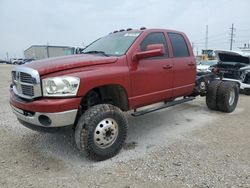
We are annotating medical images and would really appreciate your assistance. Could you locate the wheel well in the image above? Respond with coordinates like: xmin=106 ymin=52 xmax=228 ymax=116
xmin=96 ymin=85 xmax=129 ymax=111
xmin=74 ymin=85 xmax=129 ymax=127
xmin=80 ymin=85 xmax=129 ymax=114
xmin=224 ymin=80 xmax=240 ymax=89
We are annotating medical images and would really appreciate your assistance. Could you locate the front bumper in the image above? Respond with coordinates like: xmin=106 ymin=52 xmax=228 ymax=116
xmin=10 ymin=104 xmax=78 ymax=127
xmin=9 ymin=89 xmax=80 ymax=127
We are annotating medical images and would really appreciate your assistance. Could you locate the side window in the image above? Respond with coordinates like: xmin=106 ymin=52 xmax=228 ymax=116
xmin=140 ymin=32 xmax=168 ymax=57
xmin=168 ymin=33 xmax=189 ymax=57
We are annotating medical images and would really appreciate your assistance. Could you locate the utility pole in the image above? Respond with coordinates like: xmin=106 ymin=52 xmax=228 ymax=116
xmin=205 ymin=25 xmax=208 ymax=50
xmin=229 ymin=24 xmax=236 ymax=51
xmin=192 ymin=42 xmax=198 ymax=57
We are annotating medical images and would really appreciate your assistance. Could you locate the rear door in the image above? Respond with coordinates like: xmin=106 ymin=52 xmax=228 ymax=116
xmin=167 ymin=32 xmax=196 ymax=97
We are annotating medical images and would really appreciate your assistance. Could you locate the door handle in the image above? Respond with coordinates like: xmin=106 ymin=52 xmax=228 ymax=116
xmin=163 ymin=65 xmax=172 ymax=69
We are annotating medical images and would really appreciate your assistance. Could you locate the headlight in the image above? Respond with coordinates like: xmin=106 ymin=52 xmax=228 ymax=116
xmin=42 ymin=76 xmax=80 ymax=97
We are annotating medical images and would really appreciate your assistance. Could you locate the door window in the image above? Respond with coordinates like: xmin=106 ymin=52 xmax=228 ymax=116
xmin=140 ymin=32 xmax=168 ymax=57
xmin=168 ymin=33 xmax=189 ymax=57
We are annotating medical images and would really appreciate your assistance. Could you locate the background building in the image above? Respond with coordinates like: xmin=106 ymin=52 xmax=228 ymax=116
xmin=24 ymin=45 xmax=75 ymax=60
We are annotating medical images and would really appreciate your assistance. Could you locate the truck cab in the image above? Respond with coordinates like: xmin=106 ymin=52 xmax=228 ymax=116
xmin=126 ymin=29 xmax=196 ymax=107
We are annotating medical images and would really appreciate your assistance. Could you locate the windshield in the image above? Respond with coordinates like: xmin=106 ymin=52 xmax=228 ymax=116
xmin=82 ymin=31 xmax=141 ymax=56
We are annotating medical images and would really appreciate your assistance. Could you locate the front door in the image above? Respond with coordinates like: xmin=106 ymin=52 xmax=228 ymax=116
xmin=130 ymin=32 xmax=173 ymax=107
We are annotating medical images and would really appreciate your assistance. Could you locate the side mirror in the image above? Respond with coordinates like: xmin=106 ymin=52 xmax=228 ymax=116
xmin=132 ymin=44 xmax=164 ymax=61
xmin=75 ymin=47 xmax=84 ymax=54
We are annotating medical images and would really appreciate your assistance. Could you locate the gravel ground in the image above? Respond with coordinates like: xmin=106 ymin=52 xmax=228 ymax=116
xmin=0 ymin=64 xmax=249 ymax=188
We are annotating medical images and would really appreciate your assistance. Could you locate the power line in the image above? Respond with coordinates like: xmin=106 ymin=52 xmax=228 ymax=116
xmin=236 ymin=35 xmax=250 ymax=39
xmin=235 ymin=40 xmax=250 ymax=43
xmin=193 ymin=37 xmax=229 ymax=45
xmin=192 ymin=31 xmax=228 ymax=43
xmin=192 ymin=28 xmax=250 ymax=44
xmin=237 ymin=28 xmax=250 ymax=32
xmin=192 ymin=25 xmax=250 ymax=50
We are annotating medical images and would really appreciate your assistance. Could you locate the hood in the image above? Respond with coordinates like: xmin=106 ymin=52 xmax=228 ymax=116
xmin=24 ymin=54 xmax=118 ymax=75
xmin=215 ymin=50 xmax=250 ymax=65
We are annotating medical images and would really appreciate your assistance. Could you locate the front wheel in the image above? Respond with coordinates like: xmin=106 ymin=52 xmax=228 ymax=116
xmin=75 ymin=104 xmax=128 ymax=161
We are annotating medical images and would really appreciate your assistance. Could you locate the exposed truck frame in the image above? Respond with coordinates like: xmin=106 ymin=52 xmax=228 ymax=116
xmin=213 ymin=50 xmax=250 ymax=95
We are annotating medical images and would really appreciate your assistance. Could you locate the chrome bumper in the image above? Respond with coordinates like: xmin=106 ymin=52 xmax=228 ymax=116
xmin=10 ymin=104 xmax=78 ymax=127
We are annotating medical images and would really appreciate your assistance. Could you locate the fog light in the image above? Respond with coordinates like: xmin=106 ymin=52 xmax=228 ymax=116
xmin=38 ymin=115 xmax=52 ymax=126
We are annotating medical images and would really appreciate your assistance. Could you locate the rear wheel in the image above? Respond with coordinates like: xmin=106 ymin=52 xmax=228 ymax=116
xmin=206 ymin=80 xmax=222 ymax=110
xmin=75 ymin=104 xmax=128 ymax=161
xmin=217 ymin=82 xmax=239 ymax=113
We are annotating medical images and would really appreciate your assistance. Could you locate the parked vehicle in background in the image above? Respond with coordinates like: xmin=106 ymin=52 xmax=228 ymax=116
xmin=17 ymin=58 xmax=24 ymax=65
xmin=8 ymin=58 xmax=33 ymax=65
xmin=0 ymin=59 xmax=9 ymax=64
xmin=10 ymin=58 xmax=18 ymax=64
xmin=9 ymin=28 xmax=240 ymax=161
xmin=197 ymin=60 xmax=217 ymax=73
xmin=213 ymin=50 xmax=250 ymax=95
xmin=9 ymin=58 xmax=23 ymax=64
xmin=16 ymin=59 xmax=35 ymax=65
xmin=23 ymin=59 xmax=35 ymax=64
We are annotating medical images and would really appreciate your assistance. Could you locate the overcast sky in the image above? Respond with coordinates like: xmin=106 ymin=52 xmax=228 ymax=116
xmin=0 ymin=0 xmax=250 ymax=59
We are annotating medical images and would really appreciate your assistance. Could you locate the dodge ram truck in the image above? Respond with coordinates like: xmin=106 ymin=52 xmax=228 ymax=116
xmin=9 ymin=28 xmax=239 ymax=160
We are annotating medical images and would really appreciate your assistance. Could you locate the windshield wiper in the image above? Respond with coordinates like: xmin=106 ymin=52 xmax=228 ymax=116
xmin=83 ymin=50 xmax=109 ymax=57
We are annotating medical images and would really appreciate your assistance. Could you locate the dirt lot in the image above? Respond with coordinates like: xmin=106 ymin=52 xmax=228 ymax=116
xmin=0 ymin=64 xmax=249 ymax=188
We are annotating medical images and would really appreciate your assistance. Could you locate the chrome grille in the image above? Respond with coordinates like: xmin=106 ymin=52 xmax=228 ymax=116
xmin=21 ymin=85 xmax=34 ymax=96
xmin=20 ymin=72 xmax=34 ymax=84
xmin=11 ymin=66 xmax=42 ymax=99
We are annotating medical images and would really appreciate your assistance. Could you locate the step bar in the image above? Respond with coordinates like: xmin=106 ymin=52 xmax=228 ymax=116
xmin=131 ymin=97 xmax=195 ymax=117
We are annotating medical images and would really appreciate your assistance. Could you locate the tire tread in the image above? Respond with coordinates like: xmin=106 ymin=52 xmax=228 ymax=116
xmin=75 ymin=104 xmax=128 ymax=161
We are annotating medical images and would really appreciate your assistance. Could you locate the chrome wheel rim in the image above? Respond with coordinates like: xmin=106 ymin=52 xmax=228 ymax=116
xmin=229 ymin=90 xmax=235 ymax=106
xmin=94 ymin=118 xmax=118 ymax=149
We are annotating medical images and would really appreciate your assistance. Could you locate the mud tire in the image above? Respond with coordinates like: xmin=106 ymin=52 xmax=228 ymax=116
xmin=75 ymin=104 xmax=128 ymax=161
xmin=206 ymin=80 xmax=222 ymax=111
xmin=217 ymin=82 xmax=239 ymax=113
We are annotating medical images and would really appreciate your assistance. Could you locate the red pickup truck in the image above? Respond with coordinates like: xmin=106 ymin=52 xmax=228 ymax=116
xmin=9 ymin=28 xmax=239 ymax=160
